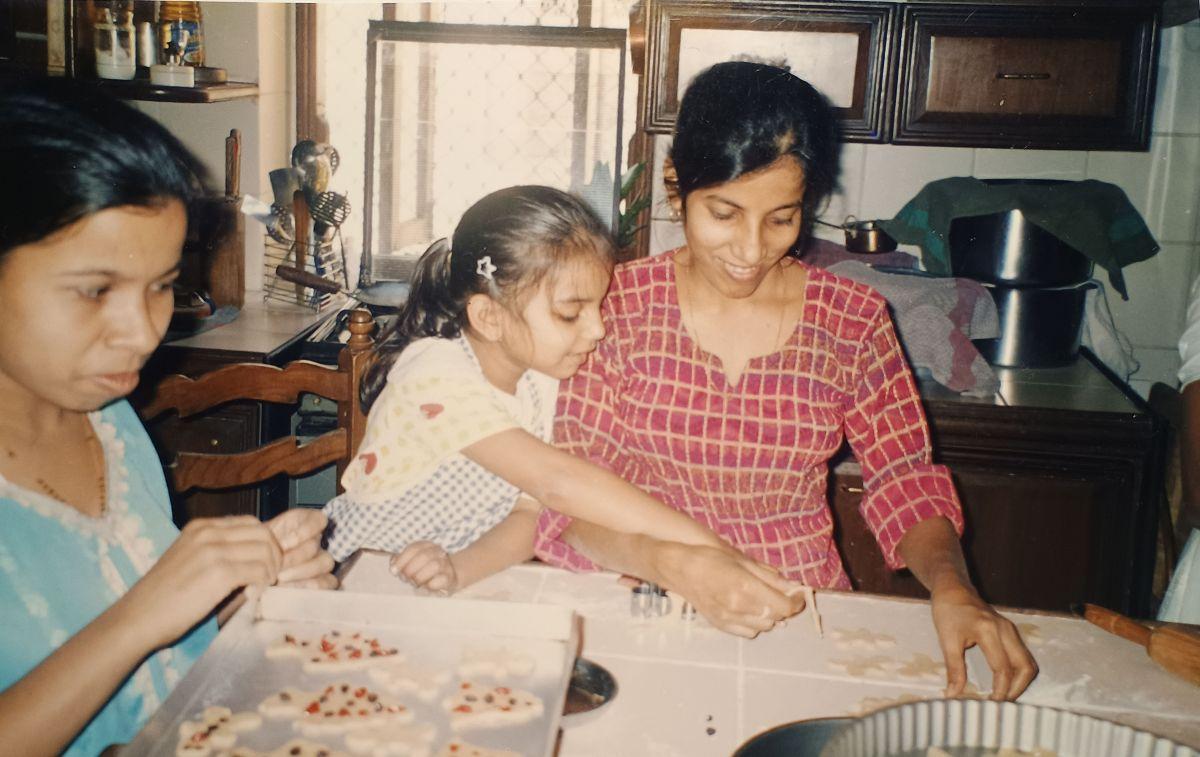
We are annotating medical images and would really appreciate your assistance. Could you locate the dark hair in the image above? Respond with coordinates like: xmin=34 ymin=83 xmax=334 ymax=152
xmin=360 ymin=185 xmax=615 ymax=410
xmin=0 ymin=76 xmax=209 ymax=261
xmin=668 ymin=61 xmax=840 ymax=249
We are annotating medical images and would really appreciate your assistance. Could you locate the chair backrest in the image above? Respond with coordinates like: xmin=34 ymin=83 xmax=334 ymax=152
xmin=142 ymin=308 xmax=376 ymax=496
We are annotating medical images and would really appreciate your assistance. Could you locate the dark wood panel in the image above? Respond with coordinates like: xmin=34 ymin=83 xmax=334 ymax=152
xmin=893 ymin=4 xmax=1158 ymax=150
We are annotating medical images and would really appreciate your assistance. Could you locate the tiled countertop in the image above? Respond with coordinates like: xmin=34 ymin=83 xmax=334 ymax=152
xmin=340 ymin=556 xmax=1200 ymax=756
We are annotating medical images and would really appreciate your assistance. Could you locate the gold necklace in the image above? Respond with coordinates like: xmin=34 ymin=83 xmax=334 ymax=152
xmin=0 ymin=417 xmax=107 ymax=511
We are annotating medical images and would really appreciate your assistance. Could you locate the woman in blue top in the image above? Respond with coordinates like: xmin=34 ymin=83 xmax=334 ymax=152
xmin=0 ymin=78 xmax=336 ymax=756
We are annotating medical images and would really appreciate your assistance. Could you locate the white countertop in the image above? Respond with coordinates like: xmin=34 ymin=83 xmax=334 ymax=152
xmin=340 ymin=557 xmax=1200 ymax=756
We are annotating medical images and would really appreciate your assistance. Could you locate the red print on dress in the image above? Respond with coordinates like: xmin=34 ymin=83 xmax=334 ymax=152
xmin=419 ymin=403 xmax=444 ymax=420
xmin=359 ymin=452 xmax=378 ymax=475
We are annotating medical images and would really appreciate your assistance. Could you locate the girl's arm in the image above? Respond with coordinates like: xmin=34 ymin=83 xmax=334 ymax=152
xmin=0 ymin=517 xmax=282 ymax=756
xmin=462 ymin=428 xmax=726 ymax=549
xmin=450 ymin=496 xmax=540 ymax=589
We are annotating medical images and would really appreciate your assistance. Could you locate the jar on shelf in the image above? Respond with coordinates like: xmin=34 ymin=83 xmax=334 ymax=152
xmin=156 ymin=1 xmax=205 ymax=66
xmin=93 ymin=3 xmax=135 ymax=80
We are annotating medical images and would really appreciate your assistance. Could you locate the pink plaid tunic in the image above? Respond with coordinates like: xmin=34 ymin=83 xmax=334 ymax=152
xmin=534 ymin=251 xmax=964 ymax=588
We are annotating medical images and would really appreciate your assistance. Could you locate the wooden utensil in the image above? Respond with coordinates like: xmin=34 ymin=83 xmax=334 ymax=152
xmin=1082 ymin=603 xmax=1200 ymax=686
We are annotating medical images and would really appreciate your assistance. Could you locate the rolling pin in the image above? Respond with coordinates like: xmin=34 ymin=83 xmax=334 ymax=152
xmin=1082 ymin=603 xmax=1200 ymax=686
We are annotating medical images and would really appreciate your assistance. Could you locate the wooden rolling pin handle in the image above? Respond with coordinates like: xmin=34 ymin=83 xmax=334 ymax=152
xmin=274 ymin=265 xmax=343 ymax=295
xmin=1083 ymin=603 xmax=1153 ymax=648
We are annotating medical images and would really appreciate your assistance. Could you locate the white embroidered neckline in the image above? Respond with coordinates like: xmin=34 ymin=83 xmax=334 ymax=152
xmin=0 ymin=410 xmax=131 ymax=539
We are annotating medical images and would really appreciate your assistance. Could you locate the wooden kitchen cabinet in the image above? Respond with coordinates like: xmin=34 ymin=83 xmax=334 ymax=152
xmin=893 ymin=3 xmax=1159 ymax=150
xmin=641 ymin=0 xmax=897 ymax=142
xmin=638 ymin=0 xmax=1160 ymax=151
xmin=830 ymin=353 xmax=1163 ymax=617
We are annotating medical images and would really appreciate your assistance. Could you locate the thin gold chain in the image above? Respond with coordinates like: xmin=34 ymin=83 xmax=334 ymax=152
xmin=0 ymin=417 xmax=106 ymax=511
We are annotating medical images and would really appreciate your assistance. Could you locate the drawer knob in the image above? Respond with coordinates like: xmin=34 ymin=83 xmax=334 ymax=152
xmin=841 ymin=485 xmax=864 ymax=494
xmin=210 ymin=439 xmax=220 ymax=448
xmin=996 ymin=72 xmax=1051 ymax=80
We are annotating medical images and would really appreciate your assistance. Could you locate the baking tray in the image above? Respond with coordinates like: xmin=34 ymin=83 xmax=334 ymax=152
xmin=122 ymin=586 xmax=580 ymax=756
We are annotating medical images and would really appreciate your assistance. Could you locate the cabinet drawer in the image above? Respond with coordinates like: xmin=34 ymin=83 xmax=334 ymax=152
xmin=894 ymin=5 xmax=1158 ymax=150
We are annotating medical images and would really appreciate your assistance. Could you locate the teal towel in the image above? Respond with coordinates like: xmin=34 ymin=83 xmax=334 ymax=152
xmin=877 ymin=177 xmax=1159 ymax=299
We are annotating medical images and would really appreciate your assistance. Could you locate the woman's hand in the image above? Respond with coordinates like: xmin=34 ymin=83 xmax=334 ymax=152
xmin=930 ymin=584 xmax=1039 ymax=701
xmin=390 ymin=541 xmax=458 ymax=595
xmin=654 ymin=542 xmax=807 ymax=638
xmin=266 ymin=509 xmax=338 ymax=590
xmin=117 ymin=516 xmax=282 ymax=648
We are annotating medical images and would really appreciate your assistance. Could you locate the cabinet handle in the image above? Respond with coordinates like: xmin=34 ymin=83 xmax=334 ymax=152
xmin=996 ymin=72 xmax=1050 ymax=80
xmin=841 ymin=485 xmax=864 ymax=494
xmin=210 ymin=439 xmax=220 ymax=448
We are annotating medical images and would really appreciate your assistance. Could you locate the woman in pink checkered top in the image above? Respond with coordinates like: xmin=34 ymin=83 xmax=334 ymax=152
xmin=533 ymin=62 xmax=1037 ymax=700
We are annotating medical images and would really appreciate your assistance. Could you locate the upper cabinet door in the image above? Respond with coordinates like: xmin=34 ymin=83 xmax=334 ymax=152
xmin=642 ymin=0 xmax=897 ymax=142
xmin=893 ymin=4 xmax=1159 ymax=151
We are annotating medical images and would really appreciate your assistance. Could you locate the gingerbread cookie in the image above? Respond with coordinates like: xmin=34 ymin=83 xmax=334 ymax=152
xmin=344 ymin=721 xmax=436 ymax=756
xmin=259 ymin=683 xmax=412 ymax=735
xmin=443 ymin=681 xmax=544 ymax=730
xmin=267 ymin=630 xmax=403 ymax=673
xmin=457 ymin=646 xmax=535 ymax=679
xmin=177 ymin=706 xmax=262 ymax=756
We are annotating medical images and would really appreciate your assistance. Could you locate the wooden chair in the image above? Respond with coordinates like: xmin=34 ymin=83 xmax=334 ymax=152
xmin=142 ymin=309 xmax=376 ymax=500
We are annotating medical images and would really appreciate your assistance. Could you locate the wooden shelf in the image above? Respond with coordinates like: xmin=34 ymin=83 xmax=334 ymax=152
xmin=88 ymin=77 xmax=259 ymax=103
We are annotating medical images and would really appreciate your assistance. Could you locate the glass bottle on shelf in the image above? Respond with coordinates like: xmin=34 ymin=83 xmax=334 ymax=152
xmin=93 ymin=1 xmax=135 ymax=80
xmin=156 ymin=1 xmax=205 ymax=66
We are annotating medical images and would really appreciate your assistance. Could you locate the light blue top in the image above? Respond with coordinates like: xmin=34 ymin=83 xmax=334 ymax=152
xmin=0 ymin=400 xmax=216 ymax=756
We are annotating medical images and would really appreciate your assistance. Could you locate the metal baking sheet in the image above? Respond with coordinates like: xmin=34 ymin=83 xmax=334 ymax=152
xmin=123 ymin=587 xmax=579 ymax=756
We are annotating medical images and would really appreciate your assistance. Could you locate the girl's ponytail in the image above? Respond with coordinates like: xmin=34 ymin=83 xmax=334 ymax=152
xmin=360 ymin=239 xmax=462 ymax=410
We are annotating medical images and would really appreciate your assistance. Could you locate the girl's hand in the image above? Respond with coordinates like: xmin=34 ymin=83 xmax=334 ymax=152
xmin=117 ymin=516 xmax=282 ymax=648
xmin=655 ymin=542 xmax=806 ymax=637
xmin=390 ymin=541 xmax=458 ymax=596
xmin=930 ymin=585 xmax=1039 ymax=701
xmin=266 ymin=509 xmax=338 ymax=590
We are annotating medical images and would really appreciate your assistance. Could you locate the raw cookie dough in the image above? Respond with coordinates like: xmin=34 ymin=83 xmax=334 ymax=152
xmin=829 ymin=628 xmax=897 ymax=650
xmin=344 ymin=721 xmax=437 ymax=756
xmin=444 ymin=681 xmax=544 ymax=730
xmin=177 ymin=706 xmax=263 ymax=756
xmin=229 ymin=738 xmax=349 ymax=757
xmin=267 ymin=631 xmax=403 ymax=672
xmin=457 ymin=646 xmax=535 ymax=679
xmin=259 ymin=683 xmax=413 ymax=735
xmin=435 ymin=739 xmax=521 ymax=757
xmin=368 ymin=659 xmax=452 ymax=703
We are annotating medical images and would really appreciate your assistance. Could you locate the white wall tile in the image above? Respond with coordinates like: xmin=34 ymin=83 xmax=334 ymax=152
xmin=973 ymin=149 xmax=1087 ymax=180
xmin=649 ymin=134 xmax=673 ymax=220
xmin=253 ymin=3 xmax=292 ymax=97
xmin=1088 ymin=135 xmax=1200 ymax=244
xmin=859 ymin=144 xmax=975 ymax=219
xmin=1131 ymin=345 xmax=1183 ymax=389
xmin=819 ymin=141 xmax=867 ymax=226
xmin=649 ymin=217 xmax=686 ymax=256
xmin=202 ymin=2 xmax=259 ymax=84
xmin=1105 ymin=241 xmax=1194 ymax=349
xmin=1153 ymin=20 xmax=1200 ymax=137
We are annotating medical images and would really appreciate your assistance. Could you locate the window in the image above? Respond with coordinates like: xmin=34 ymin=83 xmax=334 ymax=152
xmin=304 ymin=1 xmax=633 ymax=287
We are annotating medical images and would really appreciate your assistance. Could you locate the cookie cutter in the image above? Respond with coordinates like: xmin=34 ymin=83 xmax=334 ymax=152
xmin=629 ymin=581 xmax=672 ymax=618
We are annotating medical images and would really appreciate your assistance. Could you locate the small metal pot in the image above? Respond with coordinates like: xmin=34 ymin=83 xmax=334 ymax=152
xmin=973 ymin=281 xmax=1097 ymax=368
xmin=843 ymin=218 xmax=898 ymax=254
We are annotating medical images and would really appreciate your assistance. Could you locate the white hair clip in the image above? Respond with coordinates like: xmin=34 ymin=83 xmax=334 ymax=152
xmin=476 ymin=255 xmax=497 ymax=281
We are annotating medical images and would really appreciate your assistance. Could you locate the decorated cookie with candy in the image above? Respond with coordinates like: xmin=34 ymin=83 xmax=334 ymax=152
xmin=443 ymin=681 xmax=543 ymax=730
xmin=344 ymin=721 xmax=437 ymax=756
xmin=259 ymin=683 xmax=413 ymax=735
xmin=228 ymin=738 xmax=349 ymax=757
xmin=435 ymin=740 xmax=521 ymax=757
xmin=266 ymin=630 xmax=403 ymax=673
xmin=176 ymin=706 xmax=262 ymax=756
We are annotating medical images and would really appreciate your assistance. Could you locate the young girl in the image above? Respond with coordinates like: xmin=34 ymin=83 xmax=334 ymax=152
xmin=322 ymin=185 xmax=773 ymax=595
xmin=0 ymin=78 xmax=335 ymax=756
